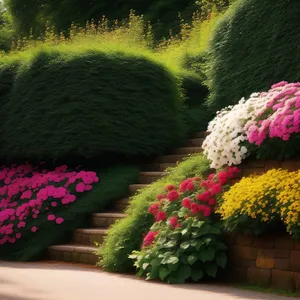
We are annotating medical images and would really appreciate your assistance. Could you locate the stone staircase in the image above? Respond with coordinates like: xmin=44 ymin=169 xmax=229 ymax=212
xmin=47 ymin=132 xmax=207 ymax=265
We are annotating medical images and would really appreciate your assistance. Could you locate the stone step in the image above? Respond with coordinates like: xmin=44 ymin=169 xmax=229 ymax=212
xmin=91 ymin=212 xmax=126 ymax=228
xmin=142 ymin=162 xmax=177 ymax=172
xmin=172 ymin=147 xmax=203 ymax=155
xmin=47 ymin=244 xmax=98 ymax=265
xmin=194 ymin=131 xmax=209 ymax=138
xmin=185 ymin=138 xmax=205 ymax=147
xmin=72 ymin=228 xmax=107 ymax=246
xmin=138 ymin=171 xmax=166 ymax=184
xmin=155 ymin=154 xmax=187 ymax=163
xmin=114 ymin=197 xmax=131 ymax=211
xmin=129 ymin=184 xmax=149 ymax=194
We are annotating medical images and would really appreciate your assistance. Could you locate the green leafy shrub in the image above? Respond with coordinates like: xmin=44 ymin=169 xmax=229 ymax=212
xmin=0 ymin=50 xmax=185 ymax=163
xmin=99 ymin=154 xmax=212 ymax=272
xmin=129 ymin=167 xmax=240 ymax=283
xmin=130 ymin=219 xmax=226 ymax=283
xmin=0 ymin=164 xmax=139 ymax=261
xmin=206 ymin=0 xmax=300 ymax=112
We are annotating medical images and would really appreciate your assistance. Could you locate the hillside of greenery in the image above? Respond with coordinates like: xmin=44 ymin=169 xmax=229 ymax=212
xmin=3 ymin=0 xmax=232 ymax=39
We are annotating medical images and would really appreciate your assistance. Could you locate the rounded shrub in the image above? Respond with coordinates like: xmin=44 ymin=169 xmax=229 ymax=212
xmin=206 ymin=0 xmax=300 ymax=112
xmin=0 ymin=50 xmax=185 ymax=163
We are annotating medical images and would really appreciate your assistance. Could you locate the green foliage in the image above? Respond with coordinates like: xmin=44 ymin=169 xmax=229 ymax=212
xmin=128 ymin=166 xmax=238 ymax=283
xmin=98 ymin=154 xmax=211 ymax=272
xmin=0 ymin=165 xmax=139 ymax=261
xmin=130 ymin=219 xmax=227 ymax=284
xmin=179 ymin=70 xmax=208 ymax=107
xmin=0 ymin=49 xmax=185 ymax=163
xmin=184 ymin=106 xmax=213 ymax=135
xmin=5 ymin=0 xmax=230 ymax=39
xmin=178 ymin=70 xmax=213 ymax=134
xmin=206 ymin=0 xmax=300 ymax=112
xmin=0 ymin=1 xmax=14 ymax=51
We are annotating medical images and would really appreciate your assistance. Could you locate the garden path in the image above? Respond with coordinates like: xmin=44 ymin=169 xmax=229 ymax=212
xmin=0 ymin=261 xmax=297 ymax=300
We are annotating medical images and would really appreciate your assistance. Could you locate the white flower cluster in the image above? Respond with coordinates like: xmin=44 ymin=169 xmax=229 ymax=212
xmin=202 ymin=89 xmax=282 ymax=168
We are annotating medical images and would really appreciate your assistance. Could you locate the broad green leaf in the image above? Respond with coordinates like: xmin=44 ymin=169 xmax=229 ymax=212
xmin=168 ymin=262 xmax=179 ymax=272
xmin=150 ymin=258 xmax=161 ymax=267
xmin=136 ymin=268 xmax=144 ymax=278
xmin=195 ymin=240 xmax=205 ymax=251
xmin=216 ymin=241 xmax=227 ymax=251
xmin=205 ymin=263 xmax=218 ymax=278
xmin=128 ymin=254 xmax=138 ymax=259
xmin=198 ymin=247 xmax=216 ymax=263
xmin=164 ymin=240 xmax=177 ymax=248
xmin=179 ymin=264 xmax=192 ymax=279
xmin=166 ymin=256 xmax=179 ymax=264
xmin=192 ymin=220 xmax=205 ymax=227
xmin=205 ymin=238 xmax=213 ymax=245
xmin=188 ymin=254 xmax=198 ymax=265
xmin=180 ymin=241 xmax=190 ymax=250
xmin=180 ymin=254 xmax=189 ymax=265
xmin=175 ymin=272 xmax=186 ymax=284
xmin=181 ymin=228 xmax=189 ymax=236
xmin=146 ymin=266 xmax=159 ymax=280
xmin=191 ymin=269 xmax=204 ymax=282
xmin=191 ymin=231 xmax=201 ymax=238
xmin=159 ymin=267 xmax=171 ymax=280
xmin=157 ymin=236 xmax=167 ymax=245
xmin=142 ymin=263 xmax=150 ymax=270
xmin=209 ymin=224 xmax=221 ymax=235
xmin=178 ymin=210 xmax=186 ymax=217
xmin=216 ymin=252 xmax=227 ymax=268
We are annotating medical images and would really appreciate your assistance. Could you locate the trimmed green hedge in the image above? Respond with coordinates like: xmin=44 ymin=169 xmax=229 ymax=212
xmin=206 ymin=0 xmax=300 ymax=112
xmin=0 ymin=165 xmax=139 ymax=261
xmin=98 ymin=154 xmax=211 ymax=272
xmin=0 ymin=50 xmax=185 ymax=163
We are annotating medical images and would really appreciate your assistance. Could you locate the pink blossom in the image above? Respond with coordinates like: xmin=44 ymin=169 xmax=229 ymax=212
xmin=55 ymin=217 xmax=64 ymax=225
xmin=76 ymin=182 xmax=85 ymax=193
xmin=31 ymin=226 xmax=38 ymax=232
xmin=47 ymin=214 xmax=56 ymax=221
xmin=21 ymin=190 xmax=32 ymax=199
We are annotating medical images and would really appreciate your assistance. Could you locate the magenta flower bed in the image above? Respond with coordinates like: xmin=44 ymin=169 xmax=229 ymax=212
xmin=0 ymin=162 xmax=99 ymax=245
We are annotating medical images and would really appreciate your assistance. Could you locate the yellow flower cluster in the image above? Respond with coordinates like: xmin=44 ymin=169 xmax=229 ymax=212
xmin=276 ymin=170 xmax=300 ymax=230
xmin=217 ymin=169 xmax=300 ymax=234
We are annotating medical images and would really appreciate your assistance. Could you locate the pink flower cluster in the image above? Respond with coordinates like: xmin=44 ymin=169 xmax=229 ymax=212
xmin=144 ymin=167 xmax=240 ymax=247
xmin=245 ymin=81 xmax=300 ymax=145
xmin=0 ymin=163 xmax=99 ymax=245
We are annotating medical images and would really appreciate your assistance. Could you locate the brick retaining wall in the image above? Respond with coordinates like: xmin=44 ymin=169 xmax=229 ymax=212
xmin=224 ymin=234 xmax=300 ymax=291
xmin=239 ymin=158 xmax=300 ymax=176
xmin=223 ymin=158 xmax=300 ymax=291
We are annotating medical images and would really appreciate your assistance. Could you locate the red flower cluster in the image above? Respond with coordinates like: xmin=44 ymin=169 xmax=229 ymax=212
xmin=143 ymin=166 xmax=240 ymax=248
xmin=142 ymin=231 xmax=159 ymax=247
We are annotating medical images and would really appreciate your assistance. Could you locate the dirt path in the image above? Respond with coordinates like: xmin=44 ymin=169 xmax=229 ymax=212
xmin=0 ymin=261 xmax=297 ymax=300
